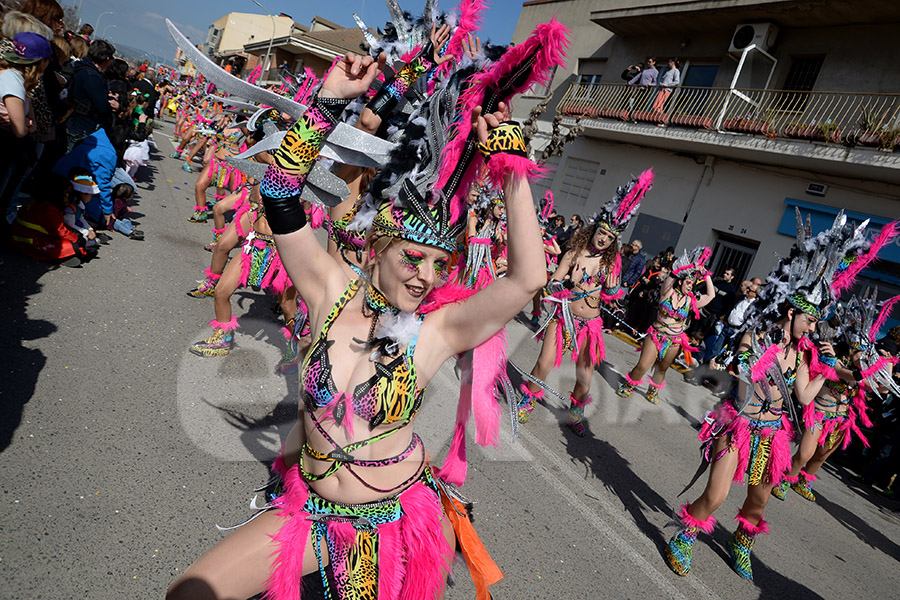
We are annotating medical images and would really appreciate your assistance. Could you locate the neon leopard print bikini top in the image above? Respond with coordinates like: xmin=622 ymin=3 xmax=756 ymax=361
xmin=301 ymin=279 xmax=426 ymax=428
xmin=299 ymin=280 xmax=427 ymax=493
xmin=658 ymin=294 xmax=690 ymax=321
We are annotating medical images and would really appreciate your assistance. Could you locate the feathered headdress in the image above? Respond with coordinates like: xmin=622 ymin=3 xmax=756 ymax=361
xmin=594 ymin=169 xmax=654 ymax=236
xmin=672 ymin=246 xmax=712 ymax=282
xmin=351 ymin=19 xmax=570 ymax=253
xmin=537 ymin=190 xmax=554 ymax=228
xmin=833 ymin=290 xmax=900 ymax=398
xmin=743 ymin=209 xmax=873 ymax=332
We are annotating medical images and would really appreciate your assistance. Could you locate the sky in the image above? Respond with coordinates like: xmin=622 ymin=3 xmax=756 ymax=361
xmin=73 ymin=0 xmax=527 ymax=65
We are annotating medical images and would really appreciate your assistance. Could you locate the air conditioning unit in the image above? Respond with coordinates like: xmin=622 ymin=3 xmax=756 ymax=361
xmin=729 ymin=23 xmax=779 ymax=54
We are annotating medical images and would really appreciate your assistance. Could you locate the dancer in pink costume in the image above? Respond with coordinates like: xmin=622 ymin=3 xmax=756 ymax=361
xmin=618 ymin=246 xmax=715 ymax=404
xmin=167 ymin=7 xmax=569 ymax=599
xmin=666 ymin=210 xmax=884 ymax=581
xmin=518 ymin=170 xmax=653 ymax=436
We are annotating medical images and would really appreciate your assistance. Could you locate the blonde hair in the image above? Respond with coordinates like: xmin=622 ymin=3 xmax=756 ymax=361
xmin=50 ymin=34 xmax=69 ymax=65
xmin=1 ymin=10 xmax=53 ymax=40
xmin=0 ymin=59 xmax=46 ymax=92
xmin=68 ymin=35 xmax=87 ymax=59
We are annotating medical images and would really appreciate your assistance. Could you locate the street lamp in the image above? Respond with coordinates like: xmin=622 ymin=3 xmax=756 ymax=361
xmin=102 ymin=24 xmax=117 ymax=39
xmin=95 ymin=11 xmax=113 ymax=32
xmin=251 ymin=0 xmax=276 ymax=84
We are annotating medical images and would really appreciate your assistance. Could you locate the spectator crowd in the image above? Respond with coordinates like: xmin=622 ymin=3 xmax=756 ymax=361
xmin=0 ymin=0 xmax=170 ymax=267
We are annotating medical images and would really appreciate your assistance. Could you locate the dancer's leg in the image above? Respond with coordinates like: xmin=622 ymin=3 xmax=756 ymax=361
xmin=618 ymin=336 xmax=656 ymax=397
xmin=166 ymin=511 xmax=321 ymax=600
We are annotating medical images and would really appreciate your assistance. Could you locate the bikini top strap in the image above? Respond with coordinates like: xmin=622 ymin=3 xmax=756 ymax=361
xmin=319 ymin=279 xmax=363 ymax=339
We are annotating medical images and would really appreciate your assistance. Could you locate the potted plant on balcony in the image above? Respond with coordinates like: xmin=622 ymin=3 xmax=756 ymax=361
xmin=785 ymin=121 xmax=819 ymax=140
xmin=816 ymin=121 xmax=842 ymax=143
xmin=850 ymin=109 xmax=882 ymax=147
xmin=722 ymin=114 xmax=774 ymax=136
xmin=878 ymin=126 xmax=900 ymax=151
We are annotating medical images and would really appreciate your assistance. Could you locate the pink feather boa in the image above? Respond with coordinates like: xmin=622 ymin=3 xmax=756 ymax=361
xmin=832 ymin=221 xmax=898 ymax=295
xmin=436 ymin=0 xmax=487 ymax=79
xmin=435 ymin=19 xmax=570 ymax=214
xmin=699 ymin=401 xmax=794 ymax=486
xmin=799 ymin=336 xmax=839 ymax=382
xmin=750 ymin=343 xmax=782 ymax=383
xmin=871 ymin=294 xmax=900 ymax=341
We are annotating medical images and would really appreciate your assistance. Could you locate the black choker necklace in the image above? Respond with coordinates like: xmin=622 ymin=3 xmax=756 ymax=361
xmin=588 ymin=244 xmax=602 ymax=257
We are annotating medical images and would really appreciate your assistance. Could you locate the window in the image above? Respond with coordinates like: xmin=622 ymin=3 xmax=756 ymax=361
xmin=556 ymin=157 xmax=599 ymax=207
xmin=783 ymin=57 xmax=824 ymax=92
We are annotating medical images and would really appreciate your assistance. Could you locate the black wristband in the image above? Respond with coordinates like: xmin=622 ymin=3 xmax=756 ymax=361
xmin=852 ymin=367 xmax=863 ymax=382
xmin=261 ymin=193 xmax=308 ymax=235
xmin=313 ymin=95 xmax=352 ymax=125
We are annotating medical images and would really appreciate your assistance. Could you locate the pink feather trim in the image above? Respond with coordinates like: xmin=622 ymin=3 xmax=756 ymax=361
xmin=397 ymin=483 xmax=455 ymax=599
xmin=519 ymin=382 xmax=545 ymax=400
xmin=307 ymin=202 xmax=325 ymax=230
xmin=263 ymin=468 xmax=311 ymax=600
xmin=318 ymin=393 xmax=355 ymax=438
xmin=625 ymin=372 xmax=643 ymax=387
xmin=648 ymin=379 xmax=666 ymax=389
xmin=734 ymin=509 xmax=769 ymax=535
xmin=210 ymin=316 xmax=239 ymax=331
xmin=437 ymin=0 xmax=487 ymax=78
xmin=832 ymin=221 xmax=899 ymax=295
xmin=483 ymin=152 xmax=546 ymax=190
xmin=471 ymin=326 xmax=508 ymax=447
xmin=615 ymin=168 xmax=654 ymax=222
xmin=435 ymin=349 xmax=474 ymax=486
xmin=419 ymin=279 xmax=478 ymax=315
xmin=861 ymin=356 xmax=897 ymax=380
xmin=203 ymin=267 xmax=222 ymax=280
xmin=750 ymin=343 xmax=781 ymax=383
xmin=678 ymin=503 xmax=716 ymax=534
xmin=800 ymin=337 xmax=839 ymax=381
xmin=281 ymin=326 xmax=293 ymax=340
xmin=799 ymin=470 xmax=817 ymax=483
xmin=573 ymin=316 xmax=606 ymax=365
xmin=871 ymin=294 xmax=900 ymax=341
xmin=570 ymin=393 xmax=592 ymax=407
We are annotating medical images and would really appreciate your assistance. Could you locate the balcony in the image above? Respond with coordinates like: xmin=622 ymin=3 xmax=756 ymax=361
xmin=556 ymin=81 xmax=900 ymax=182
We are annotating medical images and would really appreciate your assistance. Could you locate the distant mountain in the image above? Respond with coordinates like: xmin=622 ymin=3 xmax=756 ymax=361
xmin=114 ymin=42 xmax=167 ymax=67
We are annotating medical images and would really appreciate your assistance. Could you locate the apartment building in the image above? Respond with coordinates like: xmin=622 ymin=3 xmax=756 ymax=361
xmin=510 ymin=0 xmax=900 ymax=310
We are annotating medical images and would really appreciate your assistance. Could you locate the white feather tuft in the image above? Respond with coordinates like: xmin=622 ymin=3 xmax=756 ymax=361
xmin=374 ymin=311 xmax=422 ymax=348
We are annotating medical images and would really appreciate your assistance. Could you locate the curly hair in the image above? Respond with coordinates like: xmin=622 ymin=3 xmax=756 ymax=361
xmin=566 ymin=222 xmax=619 ymax=270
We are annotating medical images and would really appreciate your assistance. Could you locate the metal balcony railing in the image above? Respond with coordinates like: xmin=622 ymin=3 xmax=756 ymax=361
xmin=557 ymin=81 xmax=900 ymax=151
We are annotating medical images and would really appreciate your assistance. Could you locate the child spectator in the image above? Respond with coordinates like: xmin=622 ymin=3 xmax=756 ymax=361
xmin=63 ymin=168 xmax=109 ymax=249
xmin=1 ymin=31 xmax=52 ymax=224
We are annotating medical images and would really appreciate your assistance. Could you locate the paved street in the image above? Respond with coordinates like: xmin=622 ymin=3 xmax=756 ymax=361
xmin=2 ymin=120 xmax=899 ymax=599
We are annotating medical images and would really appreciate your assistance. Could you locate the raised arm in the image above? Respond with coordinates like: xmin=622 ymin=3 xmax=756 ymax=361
xmin=431 ymin=170 xmax=546 ymax=359
xmin=263 ymin=53 xmax=385 ymax=313
xmin=696 ymin=273 xmax=716 ymax=308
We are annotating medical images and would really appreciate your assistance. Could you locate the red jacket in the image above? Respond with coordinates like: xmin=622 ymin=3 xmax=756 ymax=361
xmin=10 ymin=200 xmax=80 ymax=261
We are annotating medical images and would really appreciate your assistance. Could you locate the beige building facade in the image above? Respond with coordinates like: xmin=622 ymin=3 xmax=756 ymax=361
xmin=511 ymin=0 xmax=900 ymax=309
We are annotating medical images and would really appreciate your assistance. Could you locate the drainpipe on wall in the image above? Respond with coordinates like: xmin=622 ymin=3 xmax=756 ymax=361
xmin=683 ymin=155 xmax=715 ymax=223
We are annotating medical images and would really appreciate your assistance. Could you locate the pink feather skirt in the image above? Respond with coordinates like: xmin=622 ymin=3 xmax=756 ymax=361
xmin=538 ymin=310 xmax=607 ymax=369
xmin=699 ymin=400 xmax=794 ymax=487
xmin=264 ymin=459 xmax=502 ymax=600
xmin=239 ymin=233 xmax=292 ymax=294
